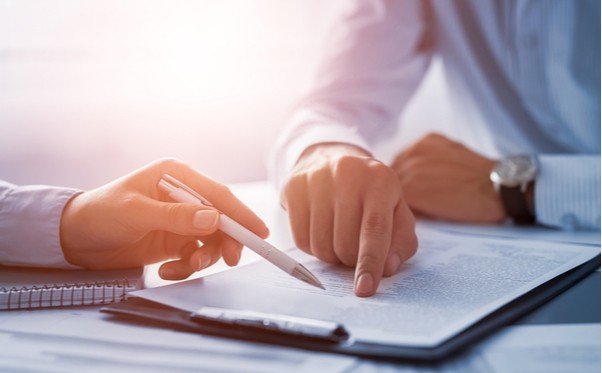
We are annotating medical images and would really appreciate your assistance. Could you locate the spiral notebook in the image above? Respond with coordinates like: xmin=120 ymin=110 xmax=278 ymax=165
xmin=0 ymin=265 xmax=144 ymax=310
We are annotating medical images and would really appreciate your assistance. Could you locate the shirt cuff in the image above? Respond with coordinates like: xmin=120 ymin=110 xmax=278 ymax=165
xmin=0 ymin=185 xmax=83 ymax=268
xmin=535 ymin=155 xmax=601 ymax=229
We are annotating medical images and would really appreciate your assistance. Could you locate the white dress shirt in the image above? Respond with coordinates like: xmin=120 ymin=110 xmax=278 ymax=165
xmin=271 ymin=0 xmax=600 ymax=229
xmin=0 ymin=180 xmax=80 ymax=268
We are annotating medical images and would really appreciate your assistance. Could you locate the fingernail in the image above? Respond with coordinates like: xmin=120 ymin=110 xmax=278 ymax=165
xmin=355 ymin=273 xmax=374 ymax=296
xmin=199 ymin=254 xmax=211 ymax=270
xmin=193 ymin=210 xmax=219 ymax=230
xmin=385 ymin=252 xmax=401 ymax=275
xmin=262 ymin=225 xmax=270 ymax=238
xmin=159 ymin=267 xmax=172 ymax=279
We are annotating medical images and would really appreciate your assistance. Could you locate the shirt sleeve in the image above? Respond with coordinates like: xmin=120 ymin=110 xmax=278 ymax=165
xmin=535 ymin=155 xmax=601 ymax=229
xmin=269 ymin=0 xmax=434 ymax=189
xmin=0 ymin=180 xmax=82 ymax=268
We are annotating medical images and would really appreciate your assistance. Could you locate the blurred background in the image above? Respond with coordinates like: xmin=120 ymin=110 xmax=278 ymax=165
xmin=1 ymin=0 xmax=450 ymax=189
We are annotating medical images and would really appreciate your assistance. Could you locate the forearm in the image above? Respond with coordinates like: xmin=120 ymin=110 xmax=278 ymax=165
xmin=534 ymin=155 xmax=600 ymax=229
xmin=0 ymin=180 xmax=81 ymax=268
xmin=270 ymin=0 xmax=432 ymax=189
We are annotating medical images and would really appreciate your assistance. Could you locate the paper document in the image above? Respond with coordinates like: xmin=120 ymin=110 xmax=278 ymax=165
xmin=133 ymin=230 xmax=600 ymax=348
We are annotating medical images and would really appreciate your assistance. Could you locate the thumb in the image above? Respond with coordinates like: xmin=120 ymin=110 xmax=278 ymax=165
xmin=132 ymin=197 xmax=220 ymax=236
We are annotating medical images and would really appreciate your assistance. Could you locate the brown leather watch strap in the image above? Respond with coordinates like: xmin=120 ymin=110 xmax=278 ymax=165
xmin=499 ymin=184 xmax=535 ymax=225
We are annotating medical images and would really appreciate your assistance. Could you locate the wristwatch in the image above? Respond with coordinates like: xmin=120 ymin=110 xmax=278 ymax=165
xmin=489 ymin=155 xmax=538 ymax=225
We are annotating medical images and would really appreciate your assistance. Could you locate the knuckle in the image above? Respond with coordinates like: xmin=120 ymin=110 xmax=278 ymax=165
xmin=423 ymin=132 xmax=443 ymax=143
xmin=225 ymin=202 xmax=241 ymax=219
xmin=164 ymin=203 xmax=183 ymax=225
xmin=368 ymin=162 xmax=396 ymax=185
xmin=404 ymin=133 xmax=443 ymax=156
xmin=310 ymin=230 xmax=338 ymax=263
xmin=281 ymin=178 xmax=301 ymax=206
xmin=312 ymin=245 xmax=339 ymax=264
xmin=214 ymin=182 xmax=232 ymax=197
xmin=307 ymin=167 xmax=331 ymax=187
xmin=283 ymin=176 xmax=300 ymax=197
xmin=288 ymin=173 xmax=310 ymax=193
xmin=155 ymin=157 xmax=184 ymax=169
xmin=362 ymin=213 xmax=389 ymax=236
xmin=398 ymin=169 xmax=419 ymax=191
xmin=358 ymin=251 xmax=382 ymax=270
xmin=399 ymin=170 xmax=417 ymax=187
xmin=293 ymin=233 xmax=310 ymax=252
xmin=334 ymin=155 xmax=362 ymax=178
xmin=367 ymin=159 xmax=389 ymax=173
xmin=214 ymin=184 xmax=239 ymax=212
xmin=333 ymin=243 xmax=357 ymax=266
xmin=364 ymin=166 xmax=400 ymax=198
xmin=404 ymin=156 xmax=426 ymax=170
xmin=403 ymin=147 xmax=420 ymax=161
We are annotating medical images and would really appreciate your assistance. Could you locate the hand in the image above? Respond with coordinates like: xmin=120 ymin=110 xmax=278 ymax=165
xmin=391 ymin=133 xmax=504 ymax=222
xmin=281 ymin=144 xmax=418 ymax=297
xmin=60 ymin=158 xmax=269 ymax=280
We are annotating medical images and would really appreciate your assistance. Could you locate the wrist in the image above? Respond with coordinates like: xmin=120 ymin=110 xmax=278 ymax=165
xmin=490 ymin=155 xmax=538 ymax=224
xmin=526 ymin=181 xmax=535 ymax=215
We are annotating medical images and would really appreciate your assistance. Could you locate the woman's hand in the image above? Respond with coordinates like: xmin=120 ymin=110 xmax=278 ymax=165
xmin=59 ymin=158 xmax=269 ymax=280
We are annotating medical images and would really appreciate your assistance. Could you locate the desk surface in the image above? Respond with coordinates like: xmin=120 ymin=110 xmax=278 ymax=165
xmin=518 ymin=270 xmax=600 ymax=325
xmin=0 ymin=181 xmax=599 ymax=372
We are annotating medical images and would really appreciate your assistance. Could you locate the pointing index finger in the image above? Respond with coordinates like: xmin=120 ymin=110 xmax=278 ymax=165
xmin=354 ymin=196 xmax=395 ymax=297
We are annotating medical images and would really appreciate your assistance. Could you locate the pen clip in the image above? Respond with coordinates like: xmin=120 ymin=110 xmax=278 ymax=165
xmin=191 ymin=307 xmax=349 ymax=343
xmin=159 ymin=174 xmax=214 ymax=207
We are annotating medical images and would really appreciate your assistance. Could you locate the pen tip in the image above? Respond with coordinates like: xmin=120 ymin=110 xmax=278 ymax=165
xmin=306 ymin=278 xmax=326 ymax=290
xmin=292 ymin=265 xmax=326 ymax=290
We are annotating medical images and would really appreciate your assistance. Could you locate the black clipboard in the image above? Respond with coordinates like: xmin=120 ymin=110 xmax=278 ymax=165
xmin=101 ymin=255 xmax=600 ymax=361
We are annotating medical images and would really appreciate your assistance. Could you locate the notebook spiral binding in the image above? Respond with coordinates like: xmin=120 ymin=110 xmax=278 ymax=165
xmin=0 ymin=279 xmax=137 ymax=310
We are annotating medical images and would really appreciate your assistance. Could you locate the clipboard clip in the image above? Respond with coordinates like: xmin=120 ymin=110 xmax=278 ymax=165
xmin=191 ymin=307 xmax=350 ymax=343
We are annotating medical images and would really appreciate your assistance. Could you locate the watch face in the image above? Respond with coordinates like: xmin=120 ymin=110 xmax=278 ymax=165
xmin=490 ymin=155 xmax=538 ymax=187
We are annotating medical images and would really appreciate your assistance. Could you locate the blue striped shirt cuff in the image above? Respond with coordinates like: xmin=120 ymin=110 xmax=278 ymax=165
xmin=535 ymin=155 xmax=600 ymax=229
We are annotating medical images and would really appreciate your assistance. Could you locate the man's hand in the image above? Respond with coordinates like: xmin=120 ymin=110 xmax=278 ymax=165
xmin=60 ymin=158 xmax=269 ymax=280
xmin=391 ymin=133 xmax=504 ymax=222
xmin=281 ymin=144 xmax=418 ymax=297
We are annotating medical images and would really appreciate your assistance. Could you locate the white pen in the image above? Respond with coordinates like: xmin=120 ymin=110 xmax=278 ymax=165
xmin=157 ymin=174 xmax=325 ymax=290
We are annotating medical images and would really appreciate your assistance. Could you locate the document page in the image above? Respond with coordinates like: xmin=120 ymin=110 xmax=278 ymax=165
xmin=133 ymin=230 xmax=600 ymax=347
